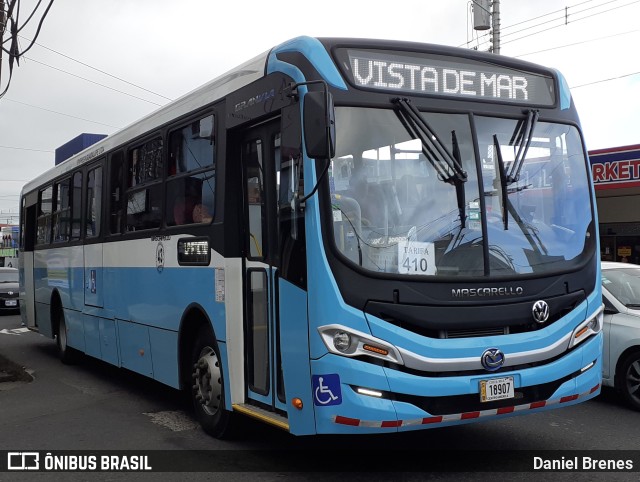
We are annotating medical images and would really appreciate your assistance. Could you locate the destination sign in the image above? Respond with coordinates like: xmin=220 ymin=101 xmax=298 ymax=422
xmin=343 ymin=49 xmax=555 ymax=106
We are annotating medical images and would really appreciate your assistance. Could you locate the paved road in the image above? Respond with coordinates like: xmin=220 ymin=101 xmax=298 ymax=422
xmin=1 ymin=313 xmax=639 ymax=480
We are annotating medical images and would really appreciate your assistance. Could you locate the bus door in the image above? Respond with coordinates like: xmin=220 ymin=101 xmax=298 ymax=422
xmin=241 ymin=119 xmax=287 ymax=413
xmin=20 ymin=195 xmax=38 ymax=328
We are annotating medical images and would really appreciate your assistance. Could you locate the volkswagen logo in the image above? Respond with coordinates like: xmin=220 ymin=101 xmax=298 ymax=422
xmin=532 ymin=300 xmax=550 ymax=324
xmin=481 ymin=348 xmax=505 ymax=371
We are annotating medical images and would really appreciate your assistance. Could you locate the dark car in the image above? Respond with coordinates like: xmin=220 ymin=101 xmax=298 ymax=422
xmin=0 ymin=267 xmax=19 ymax=313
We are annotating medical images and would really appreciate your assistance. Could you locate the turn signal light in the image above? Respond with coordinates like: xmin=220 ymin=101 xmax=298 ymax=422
xmin=363 ymin=344 xmax=389 ymax=356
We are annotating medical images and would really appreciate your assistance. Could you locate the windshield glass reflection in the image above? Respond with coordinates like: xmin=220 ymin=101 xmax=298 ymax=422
xmin=328 ymin=107 xmax=593 ymax=277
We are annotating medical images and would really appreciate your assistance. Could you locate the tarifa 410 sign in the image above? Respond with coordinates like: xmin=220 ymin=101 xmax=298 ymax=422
xmin=342 ymin=49 xmax=555 ymax=106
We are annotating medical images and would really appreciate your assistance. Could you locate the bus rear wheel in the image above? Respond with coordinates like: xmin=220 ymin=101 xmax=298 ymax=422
xmin=190 ymin=325 xmax=236 ymax=438
xmin=55 ymin=309 xmax=78 ymax=364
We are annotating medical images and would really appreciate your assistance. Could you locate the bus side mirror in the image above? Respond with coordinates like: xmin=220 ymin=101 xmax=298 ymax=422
xmin=303 ymin=91 xmax=335 ymax=160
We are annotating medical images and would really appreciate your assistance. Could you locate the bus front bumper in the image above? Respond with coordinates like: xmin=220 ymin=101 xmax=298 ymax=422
xmin=310 ymin=332 xmax=602 ymax=434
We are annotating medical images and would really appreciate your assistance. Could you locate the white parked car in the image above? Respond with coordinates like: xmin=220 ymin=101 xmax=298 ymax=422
xmin=601 ymin=261 xmax=640 ymax=411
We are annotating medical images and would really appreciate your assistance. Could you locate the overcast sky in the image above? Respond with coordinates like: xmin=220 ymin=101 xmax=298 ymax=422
xmin=1 ymin=0 xmax=639 ymax=221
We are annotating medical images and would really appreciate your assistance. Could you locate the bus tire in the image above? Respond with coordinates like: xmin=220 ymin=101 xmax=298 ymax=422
xmin=190 ymin=325 xmax=236 ymax=438
xmin=55 ymin=308 xmax=78 ymax=364
xmin=618 ymin=351 xmax=640 ymax=411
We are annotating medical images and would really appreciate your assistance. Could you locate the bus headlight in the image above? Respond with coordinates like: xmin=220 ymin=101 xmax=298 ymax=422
xmin=568 ymin=304 xmax=604 ymax=349
xmin=333 ymin=331 xmax=351 ymax=352
xmin=318 ymin=324 xmax=404 ymax=365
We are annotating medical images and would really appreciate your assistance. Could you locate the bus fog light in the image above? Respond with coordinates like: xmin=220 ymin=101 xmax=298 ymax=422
xmin=356 ymin=387 xmax=383 ymax=398
xmin=333 ymin=331 xmax=351 ymax=352
xmin=580 ymin=361 xmax=595 ymax=373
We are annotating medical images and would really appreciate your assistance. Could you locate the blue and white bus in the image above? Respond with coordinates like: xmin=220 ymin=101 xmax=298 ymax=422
xmin=19 ymin=36 xmax=603 ymax=437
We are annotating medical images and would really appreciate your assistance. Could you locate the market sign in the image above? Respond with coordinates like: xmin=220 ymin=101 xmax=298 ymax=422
xmin=589 ymin=144 xmax=640 ymax=190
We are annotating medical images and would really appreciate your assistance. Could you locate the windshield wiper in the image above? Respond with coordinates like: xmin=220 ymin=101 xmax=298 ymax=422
xmin=492 ymin=135 xmax=548 ymax=256
xmin=493 ymin=134 xmax=510 ymax=230
xmin=506 ymin=109 xmax=539 ymax=184
xmin=393 ymin=97 xmax=468 ymax=227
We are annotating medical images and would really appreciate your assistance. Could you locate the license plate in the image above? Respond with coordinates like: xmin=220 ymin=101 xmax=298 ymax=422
xmin=5 ymin=300 xmax=17 ymax=307
xmin=479 ymin=376 xmax=514 ymax=402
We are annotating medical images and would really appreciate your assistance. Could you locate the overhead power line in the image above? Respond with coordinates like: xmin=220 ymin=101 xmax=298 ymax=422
xmin=515 ymin=28 xmax=640 ymax=57
xmin=471 ymin=0 xmax=626 ymax=47
xmin=22 ymin=55 xmax=165 ymax=106
xmin=465 ymin=0 xmax=640 ymax=51
xmin=571 ymin=70 xmax=640 ymax=89
xmin=500 ymin=0 xmax=640 ymax=48
xmin=18 ymin=34 xmax=173 ymax=101
xmin=0 ymin=144 xmax=52 ymax=152
xmin=2 ymin=97 xmax=121 ymax=128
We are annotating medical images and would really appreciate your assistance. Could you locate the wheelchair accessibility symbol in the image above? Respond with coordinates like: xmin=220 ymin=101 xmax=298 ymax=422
xmin=312 ymin=374 xmax=342 ymax=406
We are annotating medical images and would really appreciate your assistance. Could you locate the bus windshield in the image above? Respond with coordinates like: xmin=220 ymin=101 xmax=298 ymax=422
xmin=328 ymin=106 xmax=593 ymax=277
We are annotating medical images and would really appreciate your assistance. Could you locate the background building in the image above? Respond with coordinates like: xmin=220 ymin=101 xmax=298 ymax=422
xmin=589 ymin=144 xmax=640 ymax=263
xmin=0 ymin=225 xmax=19 ymax=267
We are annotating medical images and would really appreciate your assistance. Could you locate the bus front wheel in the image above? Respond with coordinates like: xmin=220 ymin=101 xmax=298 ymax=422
xmin=190 ymin=325 xmax=236 ymax=438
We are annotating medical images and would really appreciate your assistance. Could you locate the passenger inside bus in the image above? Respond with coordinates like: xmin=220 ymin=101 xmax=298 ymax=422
xmin=192 ymin=203 xmax=212 ymax=223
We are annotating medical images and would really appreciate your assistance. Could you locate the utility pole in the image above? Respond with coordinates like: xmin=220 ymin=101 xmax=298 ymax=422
xmin=491 ymin=0 xmax=501 ymax=55
xmin=0 ymin=0 xmax=5 ymax=82
xmin=472 ymin=0 xmax=500 ymax=54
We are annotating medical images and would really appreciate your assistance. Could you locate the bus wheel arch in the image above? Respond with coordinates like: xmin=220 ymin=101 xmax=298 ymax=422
xmin=178 ymin=307 xmax=237 ymax=438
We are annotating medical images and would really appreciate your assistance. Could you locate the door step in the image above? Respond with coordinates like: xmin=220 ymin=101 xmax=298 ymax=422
xmin=232 ymin=403 xmax=289 ymax=432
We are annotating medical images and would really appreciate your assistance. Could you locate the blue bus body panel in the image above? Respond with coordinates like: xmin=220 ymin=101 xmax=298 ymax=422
xmin=217 ymin=342 xmax=232 ymax=410
xmin=31 ymin=241 xmax=225 ymax=390
xmin=311 ymin=356 xmax=396 ymax=435
xmin=268 ymin=36 xmax=347 ymax=90
xmin=105 ymin=266 xmax=226 ymax=342
xmin=117 ymin=320 xmax=153 ymax=378
xmin=83 ymin=315 xmax=101 ymax=359
xmin=553 ymin=69 xmax=572 ymax=111
xmin=99 ymin=318 xmax=119 ymax=366
xmin=278 ymin=280 xmax=315 ymax=435
xmin=64 ymin=308 xmax=85 ymax=352
xmin=148 ymin=327 xmax=179 ymax=388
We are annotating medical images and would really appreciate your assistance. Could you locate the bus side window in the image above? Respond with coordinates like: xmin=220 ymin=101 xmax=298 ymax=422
xmin=166 ymin=114 xmax=216 ymax=226
xmin=52 ymin=178 xmax=71 ymax=243
xmin=109 ymin=151 xmax=125 ymax=235
xmin=86 ymin=166 xmax=103 ymax=238
xmin=71 ymin=171 xmax=83 ymax=240
xmin=36 ymin=185 xmax=53 ymax=245
xmin=125 ymin=138 xmax=163 ymax=232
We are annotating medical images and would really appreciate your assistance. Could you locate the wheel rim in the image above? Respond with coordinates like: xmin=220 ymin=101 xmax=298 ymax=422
xmin=626 ymin=359 xmax=640 ymax=405
xmin=192 ymin=346 xmax=223 ymax=416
